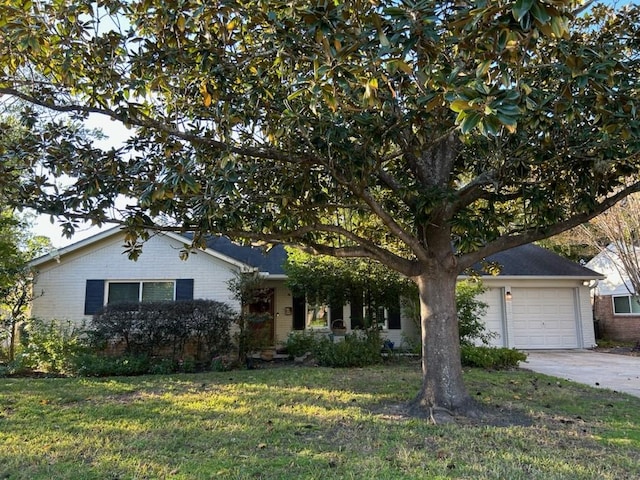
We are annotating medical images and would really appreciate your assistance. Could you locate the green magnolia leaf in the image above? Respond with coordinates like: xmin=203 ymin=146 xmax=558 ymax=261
xmin=512 ymin=0 xmax=534 ymax=22
xmin=460 ymin=111 xmax=483 ymax=134
xmin=530 ymin=2 xmax=552 ymax=24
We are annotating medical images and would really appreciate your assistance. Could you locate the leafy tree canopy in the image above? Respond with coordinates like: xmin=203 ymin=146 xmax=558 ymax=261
xmin=2 ymin=0 xmax=639 ymax=416
xmin=284 ymin=247 xmax=414 ymax=309
xmin=0 ymin=210 xmax=52 ymax=360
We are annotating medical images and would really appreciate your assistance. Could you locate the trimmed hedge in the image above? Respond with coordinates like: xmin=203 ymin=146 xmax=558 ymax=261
xmin=89 ymin=299 xmax=235 ymax=363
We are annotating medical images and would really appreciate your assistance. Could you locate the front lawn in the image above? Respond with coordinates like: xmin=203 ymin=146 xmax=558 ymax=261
xmin=1 ymin=360 xmax=638 ymax=479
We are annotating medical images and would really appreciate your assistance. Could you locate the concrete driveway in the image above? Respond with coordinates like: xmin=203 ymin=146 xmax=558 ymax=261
xmin=523 ymin=350 xmax=640 ymax=398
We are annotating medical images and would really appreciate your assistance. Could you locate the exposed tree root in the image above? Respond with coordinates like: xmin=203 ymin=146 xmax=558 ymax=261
xmin=408 ymin=397 xmax=487 ymax=424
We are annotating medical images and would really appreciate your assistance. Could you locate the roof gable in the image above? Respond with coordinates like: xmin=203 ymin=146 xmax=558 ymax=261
xmin=585 ymin=245 xmax=638 ymax=295
xmin=29 ymin=227 xmax=255 ymax=272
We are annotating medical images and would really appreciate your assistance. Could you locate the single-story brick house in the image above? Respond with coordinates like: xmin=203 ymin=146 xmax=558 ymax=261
xmin=29 ymin=227 xmax=602 ymax=350
xmin=586 ymin=246 xmax=640 ymax=343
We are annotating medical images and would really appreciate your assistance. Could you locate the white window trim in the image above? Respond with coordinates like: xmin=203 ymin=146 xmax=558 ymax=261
xmin=306 ymin=303 xmax=331 ymax=330
xmin=612 ymin=294 xmax=640 ymax=315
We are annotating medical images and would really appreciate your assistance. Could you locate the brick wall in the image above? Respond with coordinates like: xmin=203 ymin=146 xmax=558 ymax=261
xmin=593 ymin=295 xmax=640 ymax=343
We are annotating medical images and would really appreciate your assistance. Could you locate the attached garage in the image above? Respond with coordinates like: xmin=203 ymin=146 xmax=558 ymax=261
xmin=471 ymin=244 xmax=602 ymax=350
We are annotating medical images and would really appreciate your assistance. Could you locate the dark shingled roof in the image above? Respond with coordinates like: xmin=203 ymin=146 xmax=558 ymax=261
xmin=472 ymin=243 xmax=601 ymax=277
xmin=198 ymin=235 xmax=599 ymax=278
xmin=204 ymin=236 xmax=287 ymax=275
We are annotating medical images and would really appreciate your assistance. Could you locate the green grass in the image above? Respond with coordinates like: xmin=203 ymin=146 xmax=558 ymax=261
xmin=1 ymin=360 xmax=639 ymax=479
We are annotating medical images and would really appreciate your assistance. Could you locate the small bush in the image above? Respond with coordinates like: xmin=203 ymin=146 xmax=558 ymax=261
xmin=16 ymin=318 xmax=87 ymax=374
xmin=285 ymin=329 xmax=384 ymax=367
xmin=148 ymin=358 xmax=177 ymax=375
xmin=284 ymin=330 xmax=319 ymax=357
xmin=456 ymin=280 xmax=498 ymax=346
xmin=461 ymin=345 xmax=527 ymax=370
xmin=211 ymin=355 xmax=234 ymax=372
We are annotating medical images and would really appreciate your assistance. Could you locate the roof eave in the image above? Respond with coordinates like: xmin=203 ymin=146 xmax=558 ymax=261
xmin=29 ymin=226 xmax=123 ymax=267
xmin=162 ymin=231 xmax=255 ymax=271
xmin=458 ymin=274 xmax=606 ymax=281
xmin=257 ymin=273 xmax=288 ymax=280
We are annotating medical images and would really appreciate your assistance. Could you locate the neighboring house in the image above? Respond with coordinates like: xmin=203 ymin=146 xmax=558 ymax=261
xmin=586 ymin=246 xmax=640 ymax=342
xmin=30 ymin=228 xmax=601 ymax=350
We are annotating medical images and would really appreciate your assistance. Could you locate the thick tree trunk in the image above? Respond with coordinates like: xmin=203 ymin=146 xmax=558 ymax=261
xmin=411 ymin=269 xmax=477 ymax=418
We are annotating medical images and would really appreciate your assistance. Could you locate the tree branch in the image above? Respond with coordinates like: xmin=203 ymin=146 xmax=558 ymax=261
xmin=221 ymin=225 xmax=419 ymax=276
xmin=0 ymin=86 xmax=313 ymax=166
xmin=457 ymin=180 xmax=640 ymax=271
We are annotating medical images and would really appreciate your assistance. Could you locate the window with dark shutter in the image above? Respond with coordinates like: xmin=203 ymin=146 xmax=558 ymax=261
xmin=292 ymin=295 xmax=306 ymax=330
xmin=388 ymin=300 xmax=402 ymax=330
xmin=350 ymin=291 xmax=364 ymax=329
xmin=329 ymin=300 xmax=343 ymax=327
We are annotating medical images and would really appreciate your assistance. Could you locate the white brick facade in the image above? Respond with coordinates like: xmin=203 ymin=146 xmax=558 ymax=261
xmin=31 ymin=232 xmax=241 ymax=325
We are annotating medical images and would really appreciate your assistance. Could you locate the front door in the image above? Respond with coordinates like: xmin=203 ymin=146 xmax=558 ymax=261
xmin=249 ymin=288 xmax=275 ymax=344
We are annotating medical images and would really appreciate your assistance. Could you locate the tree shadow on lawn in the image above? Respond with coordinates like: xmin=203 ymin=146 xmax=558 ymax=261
xmin=4 ymin=362 xmax=639 ymax=479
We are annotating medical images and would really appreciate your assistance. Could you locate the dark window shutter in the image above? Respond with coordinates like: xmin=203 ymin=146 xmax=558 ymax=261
xmin=175 ymin=279 xmax=194 ymax=301
xmin=292 ymin=295 xmax=306 ymax=330
xmin=350 ymin=291 xmax=364 ymax=329
xmin=84 ymin=280 xmax=105 ymax=315
xmin=329 ymin=301 xmax=343 ymax=325
xmin=388 ymin=300 xmax=401 ymax=330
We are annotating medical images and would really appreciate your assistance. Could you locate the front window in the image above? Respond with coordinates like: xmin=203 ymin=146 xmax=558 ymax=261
xmin=107 ymin=281 xmax=175 ymax=305
xmin=307 ymin=304 xmax=329 ymax=328
xmin=613 ymin=295 xmax=640 ymax=315
xmin=364 ymin=305 xmax=388 ymax=329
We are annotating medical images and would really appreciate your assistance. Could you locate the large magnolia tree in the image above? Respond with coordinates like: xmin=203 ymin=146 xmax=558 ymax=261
xmin=2 ymin=0 xmax=640 ymax=417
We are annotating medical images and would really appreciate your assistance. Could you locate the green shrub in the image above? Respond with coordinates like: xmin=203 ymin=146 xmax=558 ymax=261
xmin=285 ymin=329 xmax=384 ymax=368
xmin=90 ymin=299 xmax=235 ymax=362
xmin=210 ymin=355 xmax=234 ymax=372
xmin=148 ymin=358 xmax=178 ymax=375
xmin=456 ymin=280 xmax=498 ymax=346
xmin=71 ymin=353 xmax=151 ymax=377
xmin=16 ymin=318 xmax=87 ymax=374
xmin=71 ymin=353 xmax=201 ymax=377
xmin=284 ymin=330 xmax=319 ymax=357
xmin=461 ymin=345 xmax=527 ymax=370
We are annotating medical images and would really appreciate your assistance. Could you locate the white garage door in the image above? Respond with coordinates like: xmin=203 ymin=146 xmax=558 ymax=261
xmin=511 ymin=288 xmax=579 ymax=349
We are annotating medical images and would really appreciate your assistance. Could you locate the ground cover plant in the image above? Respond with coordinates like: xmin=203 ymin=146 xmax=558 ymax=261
xmin=1 ymin=360 xmax=639 ymax=479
